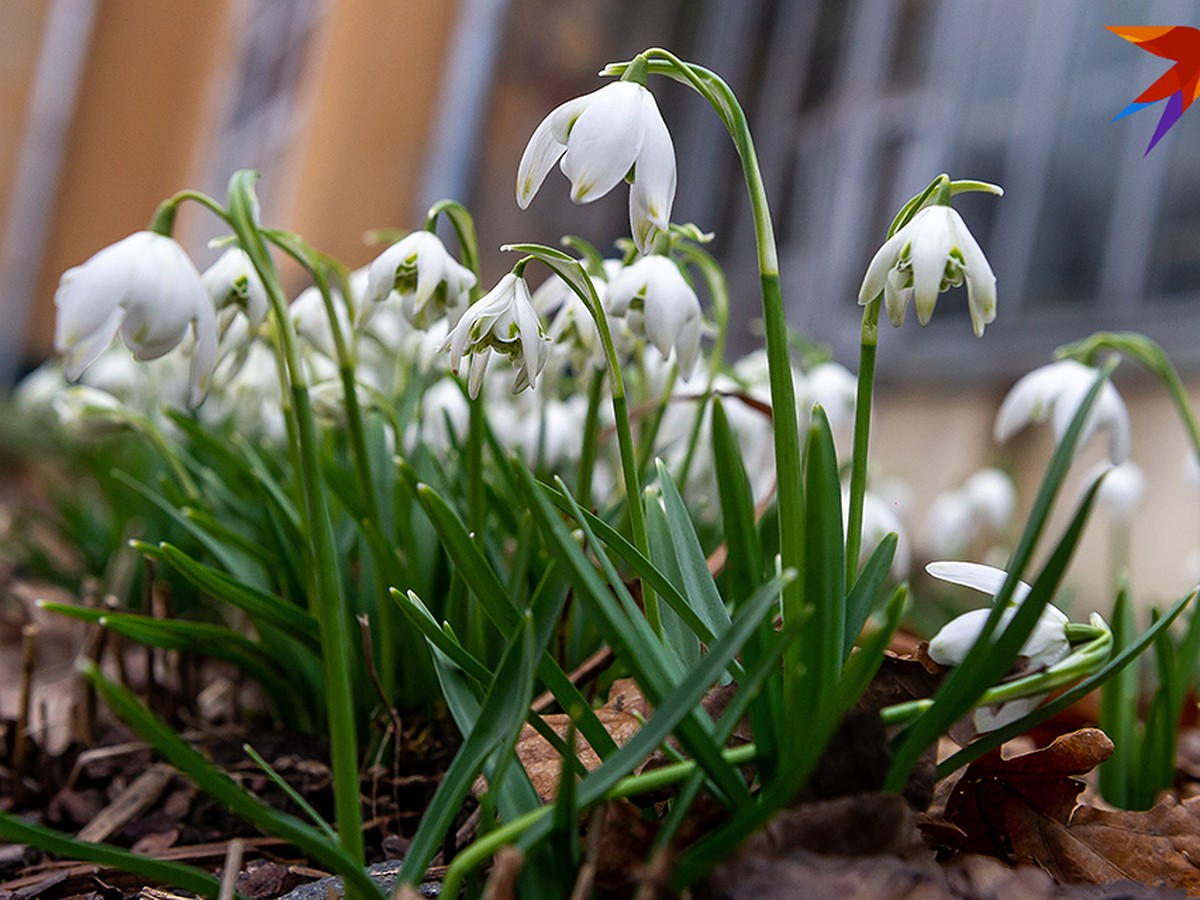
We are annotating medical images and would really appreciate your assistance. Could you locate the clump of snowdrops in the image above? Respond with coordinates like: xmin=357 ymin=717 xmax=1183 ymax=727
xmin=2 ymin=48 xmax=1197 ymax=898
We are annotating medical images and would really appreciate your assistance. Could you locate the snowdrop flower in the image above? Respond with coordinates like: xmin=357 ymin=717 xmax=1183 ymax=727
xmin=802 ymin=361 xmax=857 ymax=448
xmin=54 ymin=231 xmax=218 ymax=406
xmin=517 ymin=80 xmax=676 ymax=253
xmin=532 ymin=270 xmax=606 ymax=374
xmin=920 ymin=468 xmax=1016 ymax=559
xmin=414 ymin=377 xmax=470 ymax=453
xmin=442 ymin=272 xmax=549 ymax=398
xmin=607 ymin=255 xmax=702 ymax=377
xmin=1086 ymin=459 xmax=1146 ymax=522
xmin=843 ymin=487 xmax=911 ymax=578
xmin=52 ymin=385 xmax=130 ymax=437
xmin=926 ymin=560 xmax=1071 ymax=732
xmin=202 ymin=248 xmax=268 ymax=332
xmin=365 ymin=231 xmax=476 ymax=329
xmin=859 ymin=205 xmax=996 ymax=337
xmin=995 ymin=360 xmax=1130 ymax=462
xmin=290 ymin=270 xmax=366 ymax=361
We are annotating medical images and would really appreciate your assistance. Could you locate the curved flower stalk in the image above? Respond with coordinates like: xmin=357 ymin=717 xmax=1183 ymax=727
xmin=606 ymin=254 xmax=703 ymax=377
xmin=54 ymin=231 xmax=218 ymax=407
xmin=442 ymin=270 xmax=549 ymax=398
xmin=364 ymin=230 xmax=476 ymax=329
xmin=926 ymin=561 xmax=1071 ymax=731
xmin=995 ymin=359 xmax=1131 ymax=462
xmin=859 ymin=205 xmax=997 ymax=338
xmin=517 ymin=77 xmax=676 ymax=254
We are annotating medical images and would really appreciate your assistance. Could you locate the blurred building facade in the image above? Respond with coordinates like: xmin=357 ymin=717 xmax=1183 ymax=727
xmin=5 ymin=0 xmax=1200 ymax=604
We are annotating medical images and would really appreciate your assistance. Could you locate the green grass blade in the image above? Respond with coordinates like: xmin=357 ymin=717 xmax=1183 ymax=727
xmin=539 ymin=479 xmax=736 ymax=664
xmin=136 ymin=541 xmax=319 ymax=646
xmin=399 ymin=613 xmax=538 ymax=885
xmin=513 ymin=571 xmax=794 ymax=853
xmin=843 ymin=534 xmax=898 ymax=660
xmin=242 ymin=743 xmax=338 ymax=841
xmin=801 ymin=405 xmax=846 ymax=708
xmin=82 ymin=662 xmax=385 ymax=900
xmin=0 ymin=811 xmax=229 ymax=899
xmin=654 ymin=459 xmax=735 ymax=641
xmin=710 ymin=396 xmax=764 ymax=604
xmin=402 ymin=472 xmax=617 ymax=759
xmin=110 ymin=470 xmax=264 ymax=585
xmin=520 ymin=464 xmax=752 ymax=808
xmin=1099 ymin=583 xmax=1138 ymax=806
xmin=646 ymin=488 xmax=700 ymax=672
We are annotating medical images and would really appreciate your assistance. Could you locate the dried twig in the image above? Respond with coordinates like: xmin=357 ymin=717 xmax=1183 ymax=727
xmin=13 ymin=623 xmax=39 ymax=802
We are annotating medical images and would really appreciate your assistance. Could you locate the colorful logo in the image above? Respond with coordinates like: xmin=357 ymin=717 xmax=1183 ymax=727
xmin=1109 ymin=26 xmax=1200 ymax=155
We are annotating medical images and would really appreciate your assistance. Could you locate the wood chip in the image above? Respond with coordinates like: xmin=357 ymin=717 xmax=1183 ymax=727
xmin=76 ymin=766 xmax=175 ymax=844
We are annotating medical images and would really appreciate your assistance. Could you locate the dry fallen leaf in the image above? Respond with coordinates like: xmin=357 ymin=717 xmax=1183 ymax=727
xmin=512 ymin=678 xmax=649 ymax=801
xmin=939 ymin=727 xmax=1200 ymax=894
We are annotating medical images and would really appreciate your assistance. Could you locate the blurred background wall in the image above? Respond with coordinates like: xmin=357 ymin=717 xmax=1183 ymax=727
xmin=3 ymin=0 xmax=1200 ymax=609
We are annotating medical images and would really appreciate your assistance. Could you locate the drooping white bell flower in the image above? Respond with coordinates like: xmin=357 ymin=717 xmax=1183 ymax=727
xmin=54 ymin=231 xmax=218 ymax=407
xmin=926 ymin=560 xmax=1071 ymax=732
xmin=531 ymin=269 xmax=607 ymax=375
xmin=202 ymin=248 xmax=268 ymax=331
xmin=994 ymin=359 xmax=1130 ymax=462
xmin=442 ymin=272 xmax=549 ymax=398
xmin=517 ymin=80 xmax=676 ymax=254
xmin=920 ymin=468 xmax=1016 ymax=559
xmin=842 ymin=487 xmax=911 ymax=579
xmin=606 ymin=255 xmax=702 ymax=377
xmin=802 ymin=361 xmax=858 ymax=448
xmin=1085 ymin=459 xmax=1147 ymax=522
xmin=365 ymin=231 xmax=476 ymax=329
xmin=859 ymin=205 xmax=997 ymax=337
xmin=290 ymin=269 xmax=366 ymax=361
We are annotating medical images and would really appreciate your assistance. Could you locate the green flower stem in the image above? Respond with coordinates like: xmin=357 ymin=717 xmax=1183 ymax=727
xmin=270 ymin=240 xmax=400 ymax=706
xmin=576 ymin=367 xmax=606 ymax=508
xmin=673 ymin=241 xmax=730 ymax=489
xmin=845 ymin=298 xmax=880 ymax=586
xmin=614 ymin=48 xmax=804 ymax=682
xmin=504 ymin=246 xmax=657 ymax=636
xmin=224 ymin=172 xmax=364 ymax=874
xmin=438 ymin=742 xmax=759 ymax=898
xmin=426 ymin=201 xmax=488 ymax=547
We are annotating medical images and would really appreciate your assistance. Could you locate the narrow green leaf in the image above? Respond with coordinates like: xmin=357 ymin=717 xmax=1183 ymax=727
xmin=521 ymin=464 xmax=752 ymax=808
xmin=646 ymin=489 xmax=700 ymax=672
xmin=83 ymin=662 xmax=386 ymax=900
xmin=400 ymin=613 xmax=538 ymax=885
xmin=400 ymin=471 xmax=617 ymax=758
xmin=136 ymin=542 xmax=319 ymax=646
xmin=514 ymin=571 xmax=793 ymax=854
xmin=710 ymin=396 xmax=763 ymax=603
xmin=0 ymin=811 xmax=228 ymax=899
xmin=802 ymin=406 xmax=846 ymax=707
xmin=1099 ymin=584 xmax=1137 ymax=806
xmin=654 ymin=459 xmax=735 ymax=641
xmin=843 ymin=534 xmax=898 ymax=660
